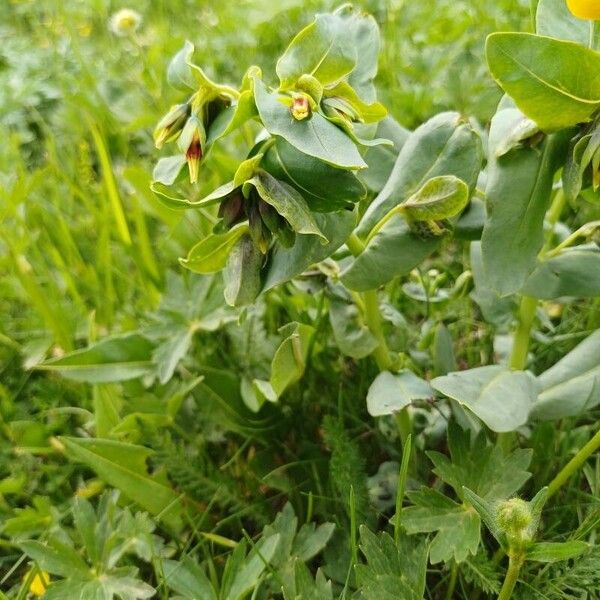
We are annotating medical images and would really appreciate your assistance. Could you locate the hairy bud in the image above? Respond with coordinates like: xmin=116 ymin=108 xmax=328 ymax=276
xmin=497 ymin=498 xmax=533 ymax=544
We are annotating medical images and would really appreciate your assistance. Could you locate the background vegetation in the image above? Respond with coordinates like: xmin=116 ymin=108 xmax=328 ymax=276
xmin=3 ymin=1 xmax=599 ymax=599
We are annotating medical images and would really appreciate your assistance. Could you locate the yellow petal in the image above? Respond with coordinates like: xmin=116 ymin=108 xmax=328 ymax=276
xmin=28 ymin=572 xmax=50 ymax=597
xmin=567 ymin=0 xmax=600 ymax=20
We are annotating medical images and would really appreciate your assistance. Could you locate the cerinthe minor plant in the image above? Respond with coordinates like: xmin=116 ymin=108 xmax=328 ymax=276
xmin=28 ymin=2 xmax=600 ymax=598
xmin=149 ymin=0 xmax=600 ymax=460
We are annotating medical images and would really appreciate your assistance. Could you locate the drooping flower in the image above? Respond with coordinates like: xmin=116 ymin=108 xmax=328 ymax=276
xmin=153 ymin=103 xmax=190 ymax=149
xmin=177 ymin=115 xmax=206 ymax=184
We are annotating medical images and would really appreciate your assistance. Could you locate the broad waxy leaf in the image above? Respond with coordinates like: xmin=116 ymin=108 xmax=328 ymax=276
xmin=401 ymin=175 xmax=469 ymax=221
xmin=360 ymin=116 xmax=410 ymax=193
xmin=324 ymin=81 xmax=387 ymax=124
xmin=366 ymin=370 xmax=433 ymax=416
xmin=358 ymin=111 xmax=482 ymax=237
xmin=206 ymin=67 xmax=260 ymax=144
xmin=253 ymin=77 xmax=367 ymax=169
xmin=329 ymin=295 xmax=378 ymax=359
xmin=345 ymin=10 xmax=380 ymax=102
xmin=480 ymin=107 xmax=569 ymax=295
xmin=223 ymin=235 xmax=263 ymax=307
xmin=59 ymin=437 xmax=182 ymax=527
xmin=152 ymin=155 xmax=186 ymax=186
xmin=262 ymin=210 xmax=356 ymax=292
xmin=167 ymin=40 xmax=198 ymax=91
xmin=533 ymin=329 xmax=600 ymax=419
xmin=37 ymin=334 xmax=155 ymax=383
xmin=536 ymin=0 xmax=599 ymax=46
xmin=521 ymin=247 xmax=600 ymax=299
xmin=276 ymin=12 xmax=357 ymax=89
xmin=354 ymin=527 xmax=428 ymax=599
xmin=270 ymin=322 xmax=314 ymax=398
xmin=431 ymin=366 xmax=538 ymax=432
xmin=167 ymin=40 xmax=228 ymax=98
xmin=262 ymin=137 xmax=366 ymax=212
xmin=454 ymin=196 xmax=486 ymax=241
xmin=403 ymin=488 xmax=480 ymax=564
xmin=486 ymin=33 xmax=600 ymax=131
xmin=180 ymin=224 xmax=249 ymax=274
xmin=249 ymin=171 xmax=326 ymax=240
xmin=470 ymin=242 xmax=515 ymax=326
xmin=341 ymin=213 xmax=440 ymax=291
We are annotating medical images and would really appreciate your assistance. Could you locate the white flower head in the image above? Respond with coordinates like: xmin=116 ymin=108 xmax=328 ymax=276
xmin=109 ymin=8 xmax=142 ymax=36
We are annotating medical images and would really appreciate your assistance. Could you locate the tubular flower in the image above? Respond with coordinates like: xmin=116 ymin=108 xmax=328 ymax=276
xmin=178 ymin=115 xmax=206 ymax=184
xmin=566 ymin=0 xmax=600 ymax=19
xmin=153 ymin=103 xmax=190 ymax=149
xmin=290 ymin=94 xmax=311 ymax=120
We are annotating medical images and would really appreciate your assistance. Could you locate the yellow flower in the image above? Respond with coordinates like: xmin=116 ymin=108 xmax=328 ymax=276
xmin=26 ymin=571 xmax=50 ymax=597
xmin=566 ymin=0 xmax=600 ymax=20
xmin=290 ymin=94 xmax=311 ymax=121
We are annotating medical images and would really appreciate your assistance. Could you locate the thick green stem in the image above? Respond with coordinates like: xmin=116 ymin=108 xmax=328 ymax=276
xmin=509 ymin=295 xmax=538 ymax=370
xmin=445 ymin=561 xmax=458 ymax=600
xmin=498 ymin=554 xmax=524 ymax=600
xmin=499 ymin=295 xmax=537 ymax=451
xmin=548 ymin=427 xmax=600 ymax=498
xmin=363 ymin=289 xmax=393 ymax=371
xmin=346 ymin=233 xmax=394 ymax=372
xmin=346 ymin=232 xmax=410 ymax=445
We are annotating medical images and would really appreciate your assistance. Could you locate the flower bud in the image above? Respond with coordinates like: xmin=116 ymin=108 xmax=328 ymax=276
xmin=218 ymin=193 xmax=245 ymax=229
xmin=154 ymin=103 xmax=190 ymax=149
xmin=178 ymin=115 xmax=206 ymax=184
xmin=497 ymin=498 xmax=533 ymax=542
xmin=291 ymin=94 xmax=311 ymax=121
xmin=248 ymin=200 xmax=271 ymax=254
xmin=258 ymin=199 xmax=282 ymax=235
xmin=322 ymin=96 xmax=361 ymax=123
xmin=277 ymin=222 xmax=296 ymax=248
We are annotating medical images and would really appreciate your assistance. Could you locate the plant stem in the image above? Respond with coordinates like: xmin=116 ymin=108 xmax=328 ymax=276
xmin=394 ymin=433 xmax=412 ymax=544
xmin=509 ymin=295 xmax=538 ymax=370
xmin=363 ymin=289 xmax=393 ymax=371
xmin=498 ymin=554 xmax=524 ymax=600
xmin=346 ymin=233 xmax=394 ymax=372
xmin=548 ymin=427 xmax=600 ymax=498
xmin=445 ymin=561 xmax=459 ymax=600
xmin=346 ymin=232 xmax=410 ymax=446
xmin=346 ymin=232 xmax=365 ymax=256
